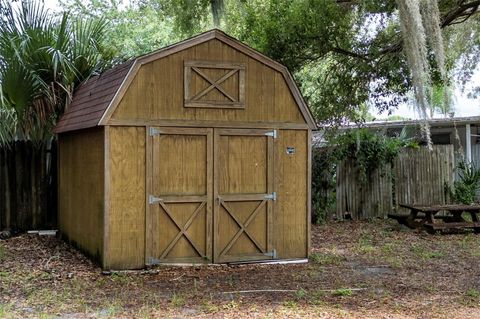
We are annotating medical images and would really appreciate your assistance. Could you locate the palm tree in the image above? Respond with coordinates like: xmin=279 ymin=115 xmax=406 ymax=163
xmin=0 ymin=0 xmax=116 ymax=144
xmin=0 ymin=0 xmax=117 ymax=230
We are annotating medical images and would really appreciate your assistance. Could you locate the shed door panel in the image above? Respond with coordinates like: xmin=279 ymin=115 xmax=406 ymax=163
xmin=214 ymin=129 xmax=275 ymax=263
xmin=147 ymin=128 xmax=212 ymax=264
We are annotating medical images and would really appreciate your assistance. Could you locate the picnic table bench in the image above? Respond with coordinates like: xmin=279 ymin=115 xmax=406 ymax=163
xmin=388 ymin=204 xmax=480 ymax=233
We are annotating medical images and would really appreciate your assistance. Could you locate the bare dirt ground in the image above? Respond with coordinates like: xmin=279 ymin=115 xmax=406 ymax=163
xmin=1 ymin=220 xmax=480 ymax=318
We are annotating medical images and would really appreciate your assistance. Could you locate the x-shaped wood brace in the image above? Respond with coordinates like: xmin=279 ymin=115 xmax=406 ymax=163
xmin=219 ymin=199 xmax=267 ymax=257
xmin=191 ymin=67 xmax=239 ymax=102
xmin=159 ymin=201 xmax=206 ymax=259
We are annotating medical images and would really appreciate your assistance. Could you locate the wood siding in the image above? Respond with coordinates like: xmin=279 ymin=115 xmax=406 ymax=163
xmin=274 ymin=130 xmax=308 ymax=258
xmin=111 ymin=39 xmax=305 ymax=125
xmin=58 ymin=128 xmax=104 ymax=262
xmin=106 ymin=126 xmax=146 ymax=269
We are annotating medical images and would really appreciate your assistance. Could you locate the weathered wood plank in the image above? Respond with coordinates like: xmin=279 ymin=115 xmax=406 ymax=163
xmin=335 ymin=145 xmax=454 ymax=220
xmin=0 ymin=142 xmax=57 ymax=231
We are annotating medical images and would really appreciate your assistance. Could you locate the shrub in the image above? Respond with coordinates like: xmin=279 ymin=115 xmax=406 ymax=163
xmin=448 ymin=161 xmax=480 ymax=204
xmin=332 ymin=128 xmax=418 ymax=182
xmin=311 ymin=147 xmax=336 ymax=224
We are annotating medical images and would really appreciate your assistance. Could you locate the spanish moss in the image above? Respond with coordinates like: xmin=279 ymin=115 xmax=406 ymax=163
xmin=396 ymin=0 xmax=432 ymax=148
xmin=421 ymin=0 xmax=450 ymax=110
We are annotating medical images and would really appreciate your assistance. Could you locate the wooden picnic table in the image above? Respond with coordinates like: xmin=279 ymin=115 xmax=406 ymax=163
xmin=388 ymin=204 xmax=480 ymax=233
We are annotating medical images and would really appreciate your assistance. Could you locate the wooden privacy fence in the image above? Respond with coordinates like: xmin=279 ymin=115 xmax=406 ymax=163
xmin=336 ymin=145 xmax=455 ymax=220
xmin=336 ymin=159 xmax=392 ymax=220
xmin=0 ymin=141 xmax=57 ymax=231
xmin=395 ymin=146 xmax=455 ymax=215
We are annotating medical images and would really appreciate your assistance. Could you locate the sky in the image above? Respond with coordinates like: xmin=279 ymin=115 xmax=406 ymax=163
xmin=373 ymin=68 xmax=480 ymax=119
xmin=41 ymin=0 xmax=480 ymax=119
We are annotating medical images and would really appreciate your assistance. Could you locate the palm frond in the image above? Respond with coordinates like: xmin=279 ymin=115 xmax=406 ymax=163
xmin=0 ymin=0 xmax=114 ymax=143
xmin=0 ymin=107 xmax=17 ymax=146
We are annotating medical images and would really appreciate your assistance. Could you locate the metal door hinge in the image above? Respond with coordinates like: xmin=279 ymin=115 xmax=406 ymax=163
xmin=264 ymin=249 xmax=277 ymax=258
xmin=147 ymin=257 xmax=160 ymax=265
xmin=148 ymin=195 xmax=162 ymax=204
xmin=265 ymin=130 xmax=277 ymax=138
xmin=149 ymin=127 xmax=161 ymax=136
xmin=265 ymin=192 xmax=277 ymax=201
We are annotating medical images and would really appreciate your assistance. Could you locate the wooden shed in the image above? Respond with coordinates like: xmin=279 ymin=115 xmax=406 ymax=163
xmin=54 ymin=29 xmax=317 ymax=270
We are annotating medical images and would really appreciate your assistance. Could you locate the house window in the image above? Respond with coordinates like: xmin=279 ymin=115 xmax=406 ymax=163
xmin=430 ymin=133 xmax=451 ymax=145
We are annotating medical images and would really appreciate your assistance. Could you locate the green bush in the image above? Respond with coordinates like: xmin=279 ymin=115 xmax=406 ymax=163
xmin=448 ymin=161 xmax=480 ymax=204
xmin=332 ymin=128 xmax=418 ymax=182
xmin=311 ymin=147 xmax=336 ymax=224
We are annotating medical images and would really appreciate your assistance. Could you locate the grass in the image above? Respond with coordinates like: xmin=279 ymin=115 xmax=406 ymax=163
xmin=95 ymin=304 xmax=123 ymax=318
xmin=410 ymin=244 xmax=445 ymax=259
xmin=283 ymin=300 xmax=298 ymax=310
xmin=310 ymin=252 xmax=345 ymax=265
xmin=466 ymin=288 xmax=480 ymax=299
xmin=459 ymin=233 xmax=475 ymax=249
xmin=309 ymin=290 xmax=326 ymax=305
xmin=381 ymin=242 xmax=397 ymax=254
xmin=109 ymin=272 xmax=131 ymax=284
xmin=26 ymin=287 xmax=81 ymax=313
xmin=201 ymin=300 xmax=220 ymax=313
xmin=357 ymin=234 xmax=376 ymax=254
xmin=462 ymin=288 xmax=480 ymax=306
xmin=331 ymin=288 xmax=353 ymax=297
xmin=462 ymin=235 xmax=480 ymax=257
xmin=295 ymin=288 xmax=307 ymax=299
xmin=222 ymin=300 xmax=239 ymax=310
xmin=0 ymin=303 xmax=13 ymax=318
xmin=170 ymin=293 xmax=186 ymax=307
xmin=0 ymin=242 xmax=5 ymax=262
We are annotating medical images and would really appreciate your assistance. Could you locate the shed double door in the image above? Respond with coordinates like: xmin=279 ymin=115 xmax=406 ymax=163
xmin=147 ymin=127 xmax=276 ymax=264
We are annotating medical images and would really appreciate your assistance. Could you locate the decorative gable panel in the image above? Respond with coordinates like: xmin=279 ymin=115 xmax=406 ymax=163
xmin=184 ymin=60 xmax=245 ymax=109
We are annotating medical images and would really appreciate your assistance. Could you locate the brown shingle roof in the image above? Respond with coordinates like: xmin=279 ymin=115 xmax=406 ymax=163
xmin=53 ymin=60 xmax=134 ymax=133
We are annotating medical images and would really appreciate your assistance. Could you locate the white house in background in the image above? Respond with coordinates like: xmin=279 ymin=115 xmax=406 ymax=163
xmin=314 ymin=116 xmax=480 ymax=165
xmin=355 ymin=116 xmax=480 ymax=164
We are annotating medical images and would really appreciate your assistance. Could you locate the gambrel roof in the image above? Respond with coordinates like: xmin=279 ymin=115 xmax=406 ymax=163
xmin=54 ymin=29 xmax=316 ymax=133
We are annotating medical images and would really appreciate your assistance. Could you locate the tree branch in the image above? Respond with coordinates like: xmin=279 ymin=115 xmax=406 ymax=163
xmin=331 ymin=47 xmax=371 ymax=61
xmin=330 ymin=1 xmax=479 ymax=60
xmin=441 ymin=0 xmax=480 ymax=28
